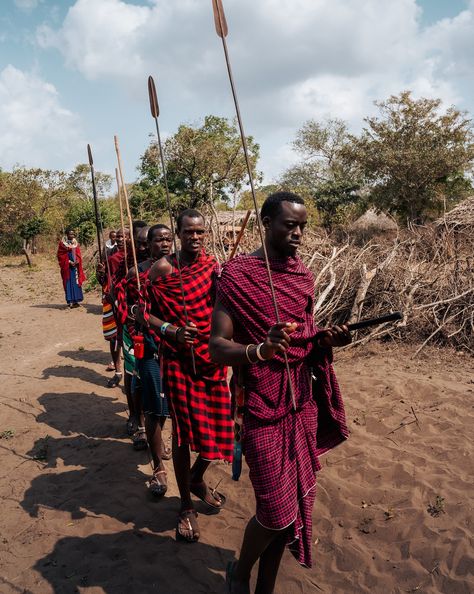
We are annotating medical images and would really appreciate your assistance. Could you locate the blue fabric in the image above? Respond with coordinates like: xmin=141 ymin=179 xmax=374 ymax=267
xmin=137 ymin=355 xmax=169 ymax=418
xmin=65 ymin=252 xmax=84 ymax=304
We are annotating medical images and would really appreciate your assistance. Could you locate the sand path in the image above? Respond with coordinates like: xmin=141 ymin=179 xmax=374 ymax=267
xmin=0 ymin=258 xmax=472 ymax=593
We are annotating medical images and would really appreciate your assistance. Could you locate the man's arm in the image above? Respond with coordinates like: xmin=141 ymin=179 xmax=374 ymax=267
xmin=209 ymin=298 xmax=297 ymax=366
xmin=140 ymin=256 xmax=197 ymax=346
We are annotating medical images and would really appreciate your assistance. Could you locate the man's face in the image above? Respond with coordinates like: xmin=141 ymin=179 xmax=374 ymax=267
xmin=177 ymin=216 xmax=205 ymax=256
xmin=109 ymin=231 xmax=117 ymax=243
xmin=116 ymin=230 xmax=125 ymax=250
xmin=136 ymin=227 xmax=150 ymax=261
xmin=67 ymin=230 xmax=75 ymax=241
xmin=264 ymin=201 xmax=307 ymax=257
xmin=149 ymin=228 xmax=172 ymax=259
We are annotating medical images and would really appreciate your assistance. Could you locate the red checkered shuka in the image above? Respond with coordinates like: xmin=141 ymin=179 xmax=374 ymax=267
xmin=216 ymin=254 xmax=349 ymax=567
xmin=146 ymin=251 xmax=232 ymax=462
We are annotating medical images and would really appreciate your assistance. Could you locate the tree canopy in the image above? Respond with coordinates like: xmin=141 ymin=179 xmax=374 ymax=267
xmin=280 ymin=118 xmax=361 ymax=228
xmin=351 ymin=91 xmax=474 ymax=223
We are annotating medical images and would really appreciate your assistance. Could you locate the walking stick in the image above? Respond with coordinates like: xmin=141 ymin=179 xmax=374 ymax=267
xmin=211 ymin=0 xmax=296 ymax=409
xmin=147 ymin=75 xmax=196 ymax=375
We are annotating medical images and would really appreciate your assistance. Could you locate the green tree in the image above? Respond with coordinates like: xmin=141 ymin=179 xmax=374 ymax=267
xmin=133 ymin=116 xmax=259 ymax=213
xmin=352 ymin=91 xmax=474 ymax=223
xmin=280 ymin=119 xmax=361 ymax=228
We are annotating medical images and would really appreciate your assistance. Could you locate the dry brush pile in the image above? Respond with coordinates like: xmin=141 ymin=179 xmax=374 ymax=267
xmin=216 ymin=224 xmax=473 ymax=355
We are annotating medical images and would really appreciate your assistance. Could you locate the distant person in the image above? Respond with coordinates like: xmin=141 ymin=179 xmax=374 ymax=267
xmin=104 ymin=230 xmax=117 ymax=258
xmin=57 ymin=228 xmax=86 ymax=308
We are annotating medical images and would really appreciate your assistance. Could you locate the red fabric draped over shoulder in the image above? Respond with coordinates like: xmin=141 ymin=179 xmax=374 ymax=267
xmin=57 ymin=241 xmax=85 ymax=289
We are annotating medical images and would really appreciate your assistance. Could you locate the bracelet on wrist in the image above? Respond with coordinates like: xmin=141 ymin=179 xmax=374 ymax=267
xmin=130 ymin=304 xmax=137 ymax=317
xmin=160 ymin=322 xmax=171 ymax=336
xmin=245 ymin=344 xmax=258 ymax=364
xmin=256 ymin=342 xmax=268 ymax=361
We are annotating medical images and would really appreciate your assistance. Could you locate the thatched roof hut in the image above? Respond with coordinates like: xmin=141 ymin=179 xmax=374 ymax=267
xmin=214 ymin=210 xmax=255 ymax=226
xmin=350 ymin=209 xmax=398 ymax=232
xmin=435 ymin=196 xmax=474 ymax=230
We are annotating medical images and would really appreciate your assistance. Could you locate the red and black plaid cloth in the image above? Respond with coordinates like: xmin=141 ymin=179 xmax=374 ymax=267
xmin=216 ymin=254 xmax=349 ymax=567
xmin=145 ymin=251 xmax=233 ymax=462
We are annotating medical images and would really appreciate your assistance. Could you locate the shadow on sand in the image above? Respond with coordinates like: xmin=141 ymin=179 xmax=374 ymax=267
xmin=35 ymin=529 xmax=232 ymax=594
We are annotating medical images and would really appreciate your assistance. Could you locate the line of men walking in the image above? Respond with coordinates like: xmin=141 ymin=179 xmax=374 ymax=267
xmin=94 ymin=192 xmax=351 ymax=594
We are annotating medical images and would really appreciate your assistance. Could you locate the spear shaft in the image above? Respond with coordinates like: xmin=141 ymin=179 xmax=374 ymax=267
xmin=87 ymin=144 xmax=103 ymax=264
xmin=212 ymin=0 xmax=296 ymax=409
xmin=114 ymin=136 xmax=141 ymax=290
xmin=147 ymin=75 xmax=196 ymax=375
xmin=114 ymin=167 xmax=129 ymax=273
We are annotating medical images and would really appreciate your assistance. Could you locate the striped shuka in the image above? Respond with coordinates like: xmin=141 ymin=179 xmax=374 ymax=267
xmin=216 ymin=254 xmax=349 ymax=568
xmin=145 ymin=251 xmax=233 ymax=462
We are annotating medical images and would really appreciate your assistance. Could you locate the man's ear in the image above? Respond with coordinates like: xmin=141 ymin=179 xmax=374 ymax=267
xmin=262 ymin=215 xmax=271 ymax=230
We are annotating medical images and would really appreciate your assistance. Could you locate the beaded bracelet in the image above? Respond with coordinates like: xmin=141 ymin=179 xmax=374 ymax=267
xmin=160 ymin=322 xmax=171 ymax=336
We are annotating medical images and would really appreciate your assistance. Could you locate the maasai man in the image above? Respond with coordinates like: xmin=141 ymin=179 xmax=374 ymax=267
xmin=120 ymin=224 xmax=173 ymax=495
xmin=144 ymin=209 xmax=233 ymax=541
xmin=96 ymin=228 xmax=128 ymax=390
xmin=57 ymin=228 xmax=86 ymax=308
xmin=209 ymin=192 xmax=351 ymax=594
xmin=116 ymin=222 xmax=151 ymax=451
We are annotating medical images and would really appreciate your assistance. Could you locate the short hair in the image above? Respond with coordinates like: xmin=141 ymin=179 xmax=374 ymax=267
xmin=176 ymin=209 xmax=204 ymax=231
xmin=260 ymin=191 xmax=305 ymax=220
xmin=132 ymin=220 xmax=148 ymax=237
xmin=147 ymin=224 xmax=171 ymax=242
xmin=65 ymin=227 xmax=74 ymax=234
xmin=109 ymin=230 xmax=116 ymax=237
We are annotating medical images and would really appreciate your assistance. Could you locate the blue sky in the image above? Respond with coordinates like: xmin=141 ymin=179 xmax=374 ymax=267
xmin=1 ymin=0 xmax=474 ymax=191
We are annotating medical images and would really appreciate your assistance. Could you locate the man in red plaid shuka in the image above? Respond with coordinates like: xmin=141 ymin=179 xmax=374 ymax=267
xmin=210 ymin=192 xmax=351 ymax=594
xmin=144 ymin=209 xmax=233 ymax=543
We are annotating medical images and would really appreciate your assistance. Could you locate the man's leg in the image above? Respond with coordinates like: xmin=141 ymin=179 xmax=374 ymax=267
xmin=172 ymin=433 xmax=201 ymax=541
xmin=145 ymin=413 xmax=167 ymax=496
xmin=231 ymin=516 xmax=286 ymax=594
xmin=254 ymin=530 xmax=287 ymax=594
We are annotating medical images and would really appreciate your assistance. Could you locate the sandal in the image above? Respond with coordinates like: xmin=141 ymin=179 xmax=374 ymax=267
xmin=107 ymin=372 xmax=122 ymax=388
xmin=132 ymin=427 xmax=148 ymax=451
xmin=105 ymin=362 xmax=116 ymax=372
xmin=126 ymin=417 xmax=138 ymax=436
xmin=190 ymin=480 xmax=226 ymax=510
xmin=161 ymin=437 xmax=172 ymax=460
xmin=175 ymin=509 xmax=200 ymax=543
xmin=149 ymin=468 xmax=167 ymax=497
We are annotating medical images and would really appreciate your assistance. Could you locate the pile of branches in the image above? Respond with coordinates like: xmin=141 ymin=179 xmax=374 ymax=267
xmin=212 ymin=222 xmax=473 ymax=355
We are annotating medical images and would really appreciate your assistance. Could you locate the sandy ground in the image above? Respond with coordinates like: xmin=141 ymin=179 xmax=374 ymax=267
xmin=0 ymin=256 xmax=473 ymax=594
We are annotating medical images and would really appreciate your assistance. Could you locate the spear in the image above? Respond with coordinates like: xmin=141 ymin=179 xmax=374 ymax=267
xmin=147 ymin=75 xmax=196 ymax=375
xmin=87 ymin=144 xmax=103 ymax=264
xmin=114 ymin=167 xmax=128 ymax=267
xmin=114 ymin=136 xmax=141 ymax=289
xmin=211 ymin=0 xmax=296 ymax=409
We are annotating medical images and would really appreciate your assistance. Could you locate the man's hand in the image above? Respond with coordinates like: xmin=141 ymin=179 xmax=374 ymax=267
xmin=176 ymin=322 xmax=198 ymax=346
xmin=69 ymin=261 xmax=77 ymax=267
xmin=317 ymin=325 xmax=351 ymax=348
xmin=260 ymin=322 xmax=298 ymax=360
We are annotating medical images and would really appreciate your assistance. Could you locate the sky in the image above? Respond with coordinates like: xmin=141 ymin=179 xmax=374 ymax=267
xmin=1 ymin=0 xmax=474 ymax=190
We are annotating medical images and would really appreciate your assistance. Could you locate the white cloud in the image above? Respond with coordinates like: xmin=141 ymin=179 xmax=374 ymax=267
xmin=34 ymin=0 xmax=474 ymax=181
xmin=0 ymin=65 xmax=83 ymax=171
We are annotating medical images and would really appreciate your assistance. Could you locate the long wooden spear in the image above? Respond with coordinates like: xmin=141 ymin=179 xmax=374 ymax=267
xmin=114 ymin=167 xmax=128 ymax=267
xmin=147 ymin=76 xmax=196 ymax=374
xmin=228 ymin=209 xmax=251 ymax=260
xmin=114 ymin=136 xmax=141 ymax=289
xmin=87 ymin=144 xmax=103 ymax=264
xmin=211 ymin=0 xmax=296 ymax=409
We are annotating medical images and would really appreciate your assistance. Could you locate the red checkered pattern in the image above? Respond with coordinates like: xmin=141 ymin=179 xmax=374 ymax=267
xmin=216 ymin=254 xmax=349 ymax=567
xmin=146 ymin=251 xmax=232 ymax=461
